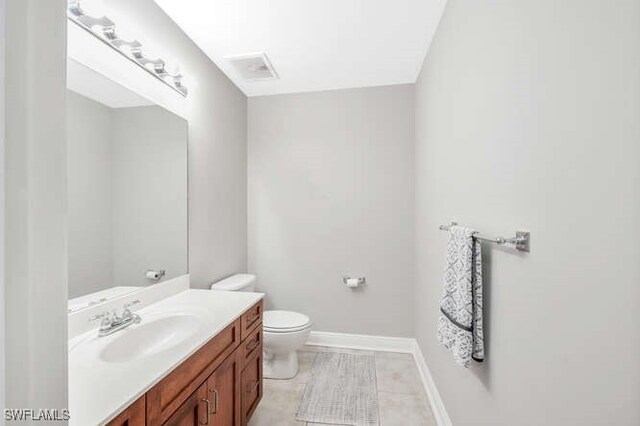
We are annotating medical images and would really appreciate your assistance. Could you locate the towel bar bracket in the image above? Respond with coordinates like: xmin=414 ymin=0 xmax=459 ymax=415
xmin=514 ymin=231 xmax=530 ymax=252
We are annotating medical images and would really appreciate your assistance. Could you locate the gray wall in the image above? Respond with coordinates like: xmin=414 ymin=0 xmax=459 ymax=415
xmin=108 ymin=0 xmax=248 ymax=288
xmin=414 ymin=1 xmax=640 ymax=425
xmin=248 ymin=86 xmax=415 ymax=337
xmin=67 ymin=91 xmax=114 ymax=298
xmin=5 ymin=0 xmax=68 ymax=414
xmin=112 ymin=105 xmax=188 ymax=286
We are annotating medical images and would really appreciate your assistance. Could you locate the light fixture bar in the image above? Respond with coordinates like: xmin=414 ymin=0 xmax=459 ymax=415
xmin=67 ymin=0 xmax=188 ymax=97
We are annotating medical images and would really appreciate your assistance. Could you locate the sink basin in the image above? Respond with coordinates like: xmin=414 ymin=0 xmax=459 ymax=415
xmin=99 ymin=314 xmax=203 ymax=363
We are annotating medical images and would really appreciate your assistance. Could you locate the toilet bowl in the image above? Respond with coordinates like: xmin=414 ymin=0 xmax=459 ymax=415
xmin=262 ymin=310 xmax=311 ymax=379
xmin=210 ymin=274 xmax=312 ymax=380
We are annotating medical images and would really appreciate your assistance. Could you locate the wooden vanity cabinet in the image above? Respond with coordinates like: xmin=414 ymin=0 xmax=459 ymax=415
xmin=107 ymin=395 xmax=146 ymax=426
xmin=107 ymin=300 xmax=263 ymax=426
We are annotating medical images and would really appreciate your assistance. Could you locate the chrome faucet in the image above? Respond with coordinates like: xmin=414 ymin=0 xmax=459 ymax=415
xmin=89 ymin=300 xmax=142 ymax=337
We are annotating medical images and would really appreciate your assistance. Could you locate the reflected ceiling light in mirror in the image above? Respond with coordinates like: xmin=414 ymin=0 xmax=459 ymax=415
xmin=67 ymin=0 xmax=188 ymax=97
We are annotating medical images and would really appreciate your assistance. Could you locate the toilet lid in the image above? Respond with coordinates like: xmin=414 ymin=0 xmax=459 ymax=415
xmin=263 ymin=310 xmax=311 ymax=331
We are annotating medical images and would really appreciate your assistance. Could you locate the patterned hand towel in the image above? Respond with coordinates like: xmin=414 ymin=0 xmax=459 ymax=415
xmin=437 ymin=225 xmax=484 ymax=367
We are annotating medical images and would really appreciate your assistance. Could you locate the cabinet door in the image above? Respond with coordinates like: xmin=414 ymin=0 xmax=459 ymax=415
xmin=207 ymin=352 xmax=241 ymax=426
xmin=107 ymin=395 xmax=145 ymax=426
xmin=240 ymin=351 xmax=263 ymax=425
xmin=163 ymin=382 xmax=211 ymax=426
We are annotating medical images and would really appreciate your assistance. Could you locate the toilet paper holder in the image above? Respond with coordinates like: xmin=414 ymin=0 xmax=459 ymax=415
xmin=145 ymin=269 xmax=166 ymax=281
xmin=342 ymin=276 xmax=365 ymax=288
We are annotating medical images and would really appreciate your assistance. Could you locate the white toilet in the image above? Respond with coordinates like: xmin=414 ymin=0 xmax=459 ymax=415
xmin=211 ymin=274 xmax=312 ymax=379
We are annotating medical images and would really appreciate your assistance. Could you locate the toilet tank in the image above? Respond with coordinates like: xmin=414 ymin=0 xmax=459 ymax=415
xmin=210 ymin=274 xmax=256 ymax=292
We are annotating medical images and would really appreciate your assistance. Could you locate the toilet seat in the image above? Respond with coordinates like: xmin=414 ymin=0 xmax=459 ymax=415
xmin=263 ymin=310 xmax=311 ymax=333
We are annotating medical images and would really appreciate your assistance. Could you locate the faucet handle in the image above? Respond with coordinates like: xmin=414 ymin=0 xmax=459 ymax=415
xmin=89 ymin=311 xmax=113 ymax=332
xmin=122 ymin=300 xmax=141 ymax=321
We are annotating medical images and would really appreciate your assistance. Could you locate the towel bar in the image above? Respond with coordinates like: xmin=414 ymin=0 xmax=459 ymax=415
xmin=439 ymin=222 xmax=530 ymax=252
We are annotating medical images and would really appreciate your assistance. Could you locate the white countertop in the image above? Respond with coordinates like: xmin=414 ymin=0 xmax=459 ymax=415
xmin=68 ymin=289 xmax=264 ymax=426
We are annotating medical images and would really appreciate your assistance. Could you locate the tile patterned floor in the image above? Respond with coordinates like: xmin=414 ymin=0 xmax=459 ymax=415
xmin=249 ymin=346 xmax=436 ymax=426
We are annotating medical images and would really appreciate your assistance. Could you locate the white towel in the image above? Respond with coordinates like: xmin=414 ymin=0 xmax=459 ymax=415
xmin=437 ymin=225 xmax=484 ymax=367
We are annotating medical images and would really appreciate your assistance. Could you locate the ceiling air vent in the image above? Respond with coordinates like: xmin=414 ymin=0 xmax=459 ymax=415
xmin=226 ymin=53 xmax=279 ymax=81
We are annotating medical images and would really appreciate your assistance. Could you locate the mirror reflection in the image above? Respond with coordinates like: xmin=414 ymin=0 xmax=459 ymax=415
xmin=67 ymin=59 xmax=188 ymax=313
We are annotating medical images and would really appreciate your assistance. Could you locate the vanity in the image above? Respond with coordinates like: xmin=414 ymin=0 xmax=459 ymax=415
xmin=69 ymin=289 xmax=264 ymax=425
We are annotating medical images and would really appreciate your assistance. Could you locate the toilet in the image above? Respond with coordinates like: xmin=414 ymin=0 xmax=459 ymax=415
xmin=210 ymin=274 xmax=312 ymax=379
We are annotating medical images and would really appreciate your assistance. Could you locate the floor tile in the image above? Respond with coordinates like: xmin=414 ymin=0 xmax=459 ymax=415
xmin=374 ymin=352 xmax=424 ymax=396
xmin=248 ymin=379 xmax=307 ymax=426
xmin=378 ymin=391 xmax=435 ymax=426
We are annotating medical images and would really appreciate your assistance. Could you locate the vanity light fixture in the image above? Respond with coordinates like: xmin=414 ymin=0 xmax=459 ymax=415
xmin=67 ymin=0 xmax=188 ymax=97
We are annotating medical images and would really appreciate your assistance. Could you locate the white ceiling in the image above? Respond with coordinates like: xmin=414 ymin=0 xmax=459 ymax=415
xmin=154 ymin=0 xmax=447 ymax=97
xmin=67 ymin=58 xmax=154 ymax=108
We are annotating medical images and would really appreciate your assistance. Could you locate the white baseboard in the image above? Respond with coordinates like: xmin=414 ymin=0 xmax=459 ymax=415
xmin=412 ymin=341 xmax=452 ymax=426
xmin=305 ymin=331 xmax=452 ymax=426
xmin=306 ymin=331 xmax=416 ymax=353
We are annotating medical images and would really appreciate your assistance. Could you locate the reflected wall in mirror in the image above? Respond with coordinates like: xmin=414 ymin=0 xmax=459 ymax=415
xmin=67 ymin=59 xmax=188 ymax=313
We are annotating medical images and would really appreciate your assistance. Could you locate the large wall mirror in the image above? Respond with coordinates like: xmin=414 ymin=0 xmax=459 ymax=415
xmin=67 ymin=58 xmax=188 ymax=313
